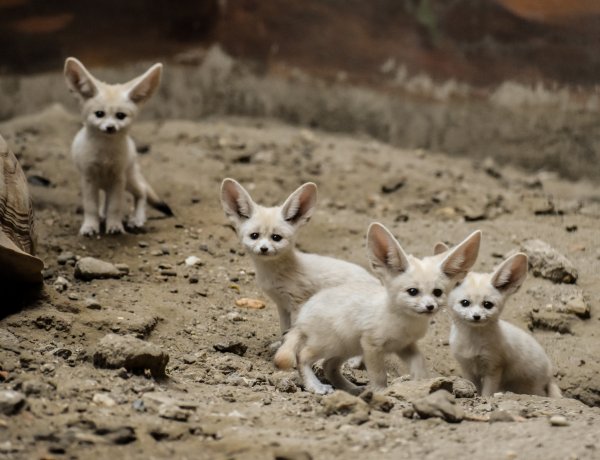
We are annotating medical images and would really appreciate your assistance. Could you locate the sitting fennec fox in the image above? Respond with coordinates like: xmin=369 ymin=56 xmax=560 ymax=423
xmin=447 ymin=252 xmax=561 ymax=398
xmin=274 ymin=223 xmax=481 ymax=395
xmin=64 ymin=57 xmax=173 ymax=236
xmin=220 ymin=178 xmax=378 ymax=337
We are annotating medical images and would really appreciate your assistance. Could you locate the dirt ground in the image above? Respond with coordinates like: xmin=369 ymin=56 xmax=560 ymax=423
xmin=0 ymin=102 xmax=599 ymax=459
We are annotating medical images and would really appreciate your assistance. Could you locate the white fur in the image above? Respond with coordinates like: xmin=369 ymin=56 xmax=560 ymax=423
xmin=275 ymin=223 xmax=482 ymax=394
xmin=448 ymin=253 xmax=561 ymax=397
xmin=64 ymin=57 xmax=166 ymax=236
xmin=220 ymin=179 xmax=378 ymax=336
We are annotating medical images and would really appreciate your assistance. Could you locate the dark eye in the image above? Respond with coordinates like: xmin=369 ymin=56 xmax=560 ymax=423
xmin=432 ymin=288 xmax=443 ymax=297
xmin=483 ymin=301 xmax=494 ymax=309
xmin=94 ymin=110 xmax=105 ymax=118
xmin=116 ymin=112 xmax=127 ymax=120
xmin=407 ymin=288 xmax=419 ymax=297
xmin=271 ymin=234 xmax=282 ymax=242
xmin=249 ymin=233 xmax=259 ymax=240
xmin=460 ymin=299 xmax=471 ymax=307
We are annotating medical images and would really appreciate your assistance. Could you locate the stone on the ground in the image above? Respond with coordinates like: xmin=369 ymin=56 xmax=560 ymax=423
xmin=84 ymin=298 xmax=102 ymax=310
xmin=0 ymin=390 xmax=26 ymax=415
xmin=430 ymin=376 xmax=477 ymax=398
xmin=410 ymin=390 xmax=464 ymax=423
xmin=93 ymin=333 xmax=169 ymax=377
xmin=549 ymin=415 xmax=570 ymax=427
xmin=321 ymin=390 xmax=370 ymax=424
xmin=235 ymin=298 xmax=266 ymax=309
xmin=359 ymin=390 xmax=394 ymax=412
xmin=75 ymin=257 xmax=123 ymax=281
xmin=158 ymin=404 xmax=191 ymax=422
xmin=558 ymin=289 xmax=591 ymax=318
xmin=213 ymin=341 xmax=247 ymax=356
xmin=521 ymin=239 xmax=578 ymax=284
xmin=269 ymin=371 xmax=299 ymax=393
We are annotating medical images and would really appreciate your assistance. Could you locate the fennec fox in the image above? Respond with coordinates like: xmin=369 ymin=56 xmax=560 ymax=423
xmin=275 ymin=223 xmax=481 ymax=395
xmin=220 ymin=178 xmax=378 ymax=336
xmin=64 ymin=57 xmax=172 ymax=236
xmin=448 ymin=252 xmax=561 ymax=397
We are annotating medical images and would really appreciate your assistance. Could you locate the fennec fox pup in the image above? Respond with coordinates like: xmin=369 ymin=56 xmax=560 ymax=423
xmin=220 ymin=178 xmax=378 ymax=336
xmin=448 ymin=252 xmax=561 ymax=397
xmin=274 ymin=223 xmax=481 ymax=395
xmin=64 ymin=57 xmax=173 ymax=236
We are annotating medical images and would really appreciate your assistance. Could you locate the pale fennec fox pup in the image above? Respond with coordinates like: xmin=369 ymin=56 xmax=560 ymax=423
xmin=64 ymin=57 xmax=173 ymax=236
xmin=220 ymin=178 xmax=378 ymax=336
xmin=275 ymin=223 xmax=482 ymax=395
xmin=447 ymin=252 xmax=561 ymax=398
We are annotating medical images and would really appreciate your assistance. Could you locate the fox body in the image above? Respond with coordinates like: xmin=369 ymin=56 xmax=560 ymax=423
xmin=64 ymin=57 xmax=172 ymax=236
xmin=275 ymin=224 xmax=481 ymax=395
xmin=220 ymin=179 xmax=378 ymax=336
xmin=448 ymin=253 xmax=561 ymax=397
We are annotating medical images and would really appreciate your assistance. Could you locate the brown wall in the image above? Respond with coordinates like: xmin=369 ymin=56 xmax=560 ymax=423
xmin=1 ymin=0 xmax=600 ymax=88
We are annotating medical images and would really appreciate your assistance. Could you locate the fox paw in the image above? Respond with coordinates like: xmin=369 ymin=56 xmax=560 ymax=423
xmin=106 ymin=222 xmax=125 ymax=235
xmin=126 ymin=216 xmax=146 ymax=233
xmin=310 ymin=383 xmax=334 ymax=395
xmin=79 ymin=222 xmax=99 ymax=237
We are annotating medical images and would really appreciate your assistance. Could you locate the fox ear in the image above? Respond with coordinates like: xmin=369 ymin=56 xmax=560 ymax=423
xmin=64 ymin=57 xmax=98 ymax=100
xmin=491 ymin=253 xmax=528 ymax=294
xmin=220 ymin=178 xmax=255 ymax=225
xmin=126 ymin=63 xmax=162 ymax=104
xmin=281 ymin=182 xmax=317 ymax=227
xmin=433 ymin=242 xmax=449 ymax=255
xmin=440 ymin=230 xmax=481 ymax=280
xmin=367 ymin=223 xmax=410 ymax=278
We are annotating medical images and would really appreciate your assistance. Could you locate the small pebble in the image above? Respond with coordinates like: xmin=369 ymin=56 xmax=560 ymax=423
xmin=549 ymin=415 xmax=569 ymax=427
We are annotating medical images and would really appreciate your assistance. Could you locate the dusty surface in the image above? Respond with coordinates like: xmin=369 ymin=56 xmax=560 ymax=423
xmin=0 ymin=104 xmax=599 ymax=459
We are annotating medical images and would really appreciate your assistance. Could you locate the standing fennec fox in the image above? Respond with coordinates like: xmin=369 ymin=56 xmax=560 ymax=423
xmin=275 ymin=224 xmax=481 ymax=395
xmin=447 ymin=252 xmax=561 ymax=397
xmin=64 ymin=57 xmax=173 ymax=236
xmin=220 ymin=179 xmax=378 ymax=336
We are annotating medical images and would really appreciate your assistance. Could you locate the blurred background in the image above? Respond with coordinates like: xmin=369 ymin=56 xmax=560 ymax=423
xmin=1 ymin=0 xmax=599 ymax=179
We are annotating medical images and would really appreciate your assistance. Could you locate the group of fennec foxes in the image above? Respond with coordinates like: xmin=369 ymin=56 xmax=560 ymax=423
xmin=61 ymin=57 xmax=560 ymax=399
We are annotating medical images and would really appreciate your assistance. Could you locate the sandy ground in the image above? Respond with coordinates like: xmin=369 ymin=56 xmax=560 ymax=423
xmin=0 ymin=103 xmax=599 ymax=459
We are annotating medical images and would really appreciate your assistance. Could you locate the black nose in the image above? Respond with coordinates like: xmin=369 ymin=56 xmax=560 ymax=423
xmin=260 ymin=246 xmax=268 ymax=253
xmin=426 ymin=305 xmax=435 ymax=311
xmin=473 ymin=314 xmax=481 ymax=321
xmin=106 ymin=125 xmax=116 ymax=133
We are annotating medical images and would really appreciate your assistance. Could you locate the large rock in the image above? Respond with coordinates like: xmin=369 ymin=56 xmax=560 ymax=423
xmin=93 ymin=334 xmax=169 ymax=377
xmin=0 ymin=390 xmax=26 ymax=415
xmin=410 ymin=390 xmax=464 ymax=423
xmin=74 ymin=257 xmax=123 ymax=281
xmin=321 ymin=390 xmax=370 ymax=424
xmin=521 ymin=239 xmax=578 ymax=284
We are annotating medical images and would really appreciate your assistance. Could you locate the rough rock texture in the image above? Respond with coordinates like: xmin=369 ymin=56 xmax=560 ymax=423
xmin=410 ymin=390 xmax=464 ymax=423
xmin=74 ymin=257 xmax=123 ymax=281
xmin=93 ymin=334 xmax=169 ymax=377
xmin=0 ymin=390 xmax=26 ymax=415
xmin=521 ymin=239 xmax=578 ymax=284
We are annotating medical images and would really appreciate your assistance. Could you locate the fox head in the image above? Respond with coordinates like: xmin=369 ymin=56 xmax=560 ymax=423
xmin=64 ymin=57 xmax=162 ymax=135
xmin=367 ymin=223 xmax=481 ymax=317
xmin=220 ymin=178 xmax=317 ymax=259
xmin=448 ymin=253 xmax=528 ymax=327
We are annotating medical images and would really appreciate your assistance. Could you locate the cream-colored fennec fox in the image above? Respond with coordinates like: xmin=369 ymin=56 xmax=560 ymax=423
xmin=64 ymin=57 xmax=172 ymax=236
xmin=447 ymin=252 xmax=561 ymax=397
xmin=275 ymin=223 xmax=481 ymax=395
xmin=220 ymin=179 xmax=378 ymax=336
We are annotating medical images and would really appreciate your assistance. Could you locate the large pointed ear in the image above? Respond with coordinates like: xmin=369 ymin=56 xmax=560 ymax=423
xmin=367 ymin=223 xmax=410 ymax=278
xmin=280 ymin=182 xmax=317 ymax=227
xmin=433 ymin=242 xmax=449 ymax=255
xmin=491 ymin=253 xmax=528 ymax=294
xmin=440 ymin=230 xmax=481 ymax=280
xmin=64 ymin=57 xmax=98 ymax=100
xmin=220 ymin=178 xmax=256 ymax=225
xmin=126 ymin=63 xmax=162 ymax=104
